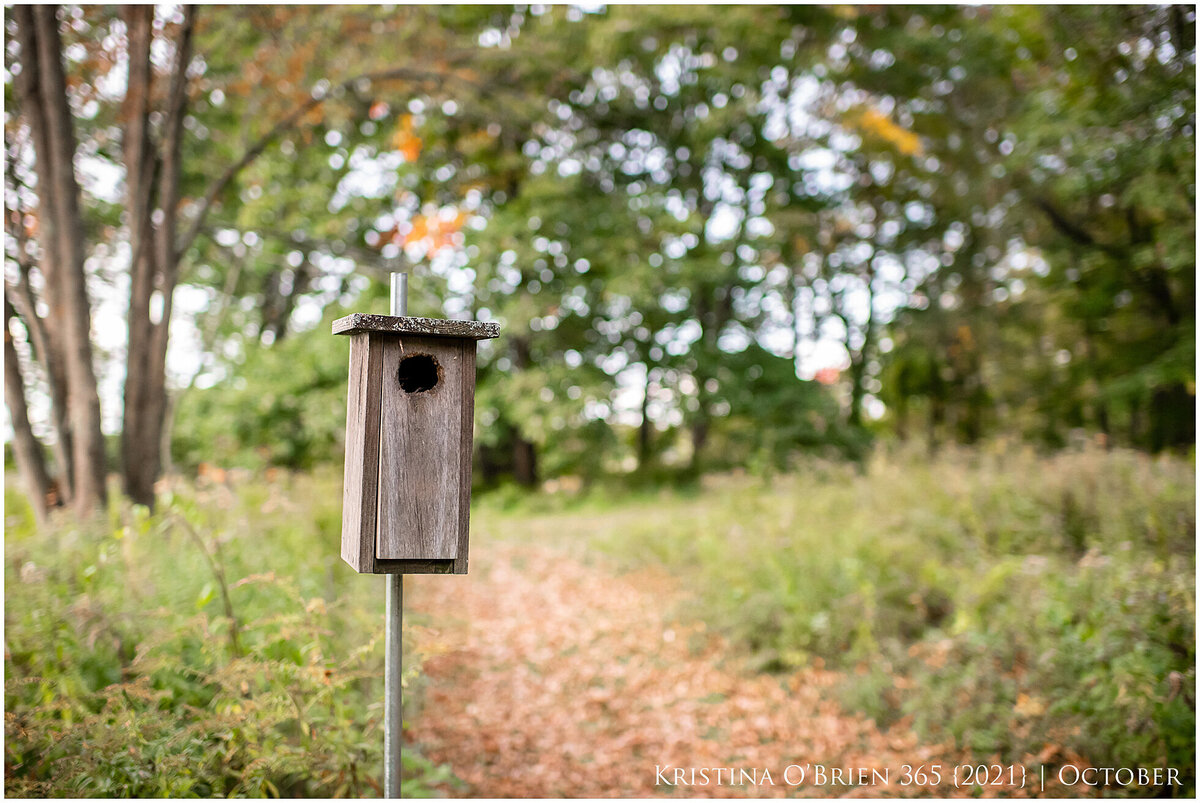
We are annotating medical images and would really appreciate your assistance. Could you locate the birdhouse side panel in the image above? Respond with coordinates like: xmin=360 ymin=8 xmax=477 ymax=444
xmin=453 ymin=338 xmax=477 ymax=574
xmin=377 ymin=335 xmax=465 ymax=560
xmin=340 ymin=333 xmax=385 ymax=573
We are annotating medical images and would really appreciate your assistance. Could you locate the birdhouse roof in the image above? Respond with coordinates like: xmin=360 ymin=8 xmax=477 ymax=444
xmin=333 ymin=313 xmax=500 ymax=340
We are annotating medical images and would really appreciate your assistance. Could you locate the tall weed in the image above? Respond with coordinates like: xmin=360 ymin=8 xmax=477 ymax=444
xmin=5 ymin=469 xmax=454 ymax=797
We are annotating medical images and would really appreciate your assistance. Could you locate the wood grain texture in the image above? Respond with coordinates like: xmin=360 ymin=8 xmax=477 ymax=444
xmin=453 ymin=338 xmax=477 ymax=574
xmin=333 ymin=313 xmax=499 ymax=340
xmin=340 ymin=334 xmax=384 ymax=573
xmin=377 ymin=335 xmax=464 ymax=560
xmin=374 ymin=559 xmax=456 ymax=574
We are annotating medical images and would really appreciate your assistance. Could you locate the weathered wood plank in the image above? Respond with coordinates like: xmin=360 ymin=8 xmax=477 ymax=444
xmin=341 ymin=333 xmax=384 ymax=572
xmin=453 ymin=338 xmax=477 ymax=574
xmin=373 ymin=558 xmax=456 ymax=574
xmin=377 ymin=335 xmax=464 ymax=560
xmin=333 ymin=313 xmax=499 ymax=340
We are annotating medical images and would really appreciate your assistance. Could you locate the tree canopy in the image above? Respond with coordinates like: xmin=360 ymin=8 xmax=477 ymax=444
xmin=4 ymin=5 xmax=1194 ymax=511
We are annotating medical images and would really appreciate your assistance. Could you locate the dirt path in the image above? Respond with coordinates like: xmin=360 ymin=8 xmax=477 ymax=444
xmin=406 ymin=543 xmax=1055 ymax=798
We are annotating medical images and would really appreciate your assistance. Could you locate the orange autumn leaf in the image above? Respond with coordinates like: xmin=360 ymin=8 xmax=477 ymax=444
xmin=399 ymin=139 xmax=422 ymax=162
xmin=403 ymin=215 xmax=429 ymax=245
xmin=399 ymin=211 xmax=468 ymax=252
xmin=392 ymin=114 xmax=423 ymax=162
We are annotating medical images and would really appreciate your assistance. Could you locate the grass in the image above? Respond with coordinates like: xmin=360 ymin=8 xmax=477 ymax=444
xmin=5 ymin=444 xmax=1195 ymax=797
xmin=4 ymin=467 xmax=456 ymax=798
xmin=475 ymin=443 xmax=1196 ymax=797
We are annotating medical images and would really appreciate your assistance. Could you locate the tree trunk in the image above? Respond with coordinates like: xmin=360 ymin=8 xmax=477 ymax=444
xmin=1080 ymin=321 xmax=1111 ymax=445
xmin=787 ymin=268 xmax=803 ymax=376
xmin=6 ymin=205 xmax=74 ymax=501
xmin=120 ymin=5 xmax=159 ymax=506
xmin=689 ymin=419 xmax=709 ymax=473
xmin=848 ymin=359 xmax=867 ymax=427
xmin=687 ymin=277 xmax=729 ymax=475
xmin=962 ymin=376 xmax=987 ymax=443
xmin=260 ymin=256 xmax=311 ymax=343
xmin=894 ymin=392 xmax=909 ymax=442
xmin=15 ymin=6 xmax=108 ymax=517
xmin=275 ymin=255 xmax=313 ymax=340
xmin=4 ymin=299 xmax=53 ymax=524
xmin=509 ymin=335 xmax=539 ymax=487
xmin=847 ymin=265 xmax=876 ymax=428
xmin=637 ymin=368 xmax=653 ymax=470
xmin=512 ymin=436 xmax=538 ymax=488
xmin=927 ymin=354 xmax=946 ymax=456
xmin=119 ymin=5 xmax=195 ymax=507
xmin=1149 ymin=383 xmax=1195 ymax=453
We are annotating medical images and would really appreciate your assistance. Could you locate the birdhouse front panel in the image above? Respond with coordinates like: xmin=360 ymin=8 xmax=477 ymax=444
xmin=334 ymin=313 xmax=499 ymax=575
xmin=377 ymin=335 xmax=469 ymax=561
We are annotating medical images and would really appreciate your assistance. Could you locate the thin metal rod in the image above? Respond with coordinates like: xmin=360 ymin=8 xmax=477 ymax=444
xmin=384 ymin=270 xmax=407 ymax=798
xmin=384 ymin=574 xmax=403 ymax=798
xmin=390 ymin=272 xmax=408 ymax=317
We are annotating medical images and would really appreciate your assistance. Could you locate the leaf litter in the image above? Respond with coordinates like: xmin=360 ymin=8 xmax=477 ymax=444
xmin=406 ymin=543 xmax=1085 ymax=798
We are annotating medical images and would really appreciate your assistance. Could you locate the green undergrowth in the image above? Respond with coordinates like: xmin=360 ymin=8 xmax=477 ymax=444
xmin=4 ymin=467 xmax=457 ymax=798
xmin=475 ymin=444 xmax=1196 ymax=798
xmin=6 ymin=446 xmax=1193 ymax=797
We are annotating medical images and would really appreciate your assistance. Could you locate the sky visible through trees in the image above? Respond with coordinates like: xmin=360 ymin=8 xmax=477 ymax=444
xmin=4 ymin=4 xmax=1195 ymax=510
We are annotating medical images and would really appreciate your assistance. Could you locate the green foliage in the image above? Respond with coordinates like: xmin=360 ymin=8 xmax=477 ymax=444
xmin=32 ymin=4 xmax=1183 ymax=494
xmin=844 ymin=5 xmax=1196 ymax=451
xmin=477 ymin=446 xmax=1196 ymax=795
xmin=171 ymin=311 xmax=352 ymax=472
xmin=172 ymin=304 xmax=855 ymax=481
xmin=7 ymin=5 xmax=1195 ymax=507
xmin=703 ymin=344 xmax=872 ymax=470
xmin=4 ymin=471 xmax=455 ymax=797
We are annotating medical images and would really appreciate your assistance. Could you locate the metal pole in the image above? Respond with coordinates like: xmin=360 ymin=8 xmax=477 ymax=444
xmin=384 ymin=573 xmax=403 ymax=797
xmin=391 ymin=272 xmax=408 ymax=317
xmin=384 ymin=271 xmax=407 ymax=798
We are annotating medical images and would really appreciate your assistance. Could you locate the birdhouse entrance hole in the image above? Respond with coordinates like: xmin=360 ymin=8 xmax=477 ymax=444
xmin=397 ymin=353 xmax=440 ymax=393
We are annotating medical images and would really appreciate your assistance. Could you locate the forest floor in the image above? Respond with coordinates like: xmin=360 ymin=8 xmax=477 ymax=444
xmin=406 ymin=541 xmax=1077 ymax=798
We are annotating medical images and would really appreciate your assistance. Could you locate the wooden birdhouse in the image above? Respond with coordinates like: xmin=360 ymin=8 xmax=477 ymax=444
xmin=334 ymin=313 xmax=500 ymax=574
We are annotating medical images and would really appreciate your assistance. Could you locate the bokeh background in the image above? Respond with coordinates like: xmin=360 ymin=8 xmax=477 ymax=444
xmin=4 ymin=5 xmax=1195 ymax=798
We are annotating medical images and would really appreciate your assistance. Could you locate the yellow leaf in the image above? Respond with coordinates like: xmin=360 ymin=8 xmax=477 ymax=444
xmin=851 ymin=106 xmax=923 ymax=157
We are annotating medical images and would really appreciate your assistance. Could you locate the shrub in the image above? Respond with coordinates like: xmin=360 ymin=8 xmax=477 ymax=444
xmin=4 ymin=471 xmax=455 ymax=797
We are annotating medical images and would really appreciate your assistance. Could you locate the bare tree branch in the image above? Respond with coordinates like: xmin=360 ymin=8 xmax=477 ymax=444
xmin=177 ymin=66 xmax=475 ymax=261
